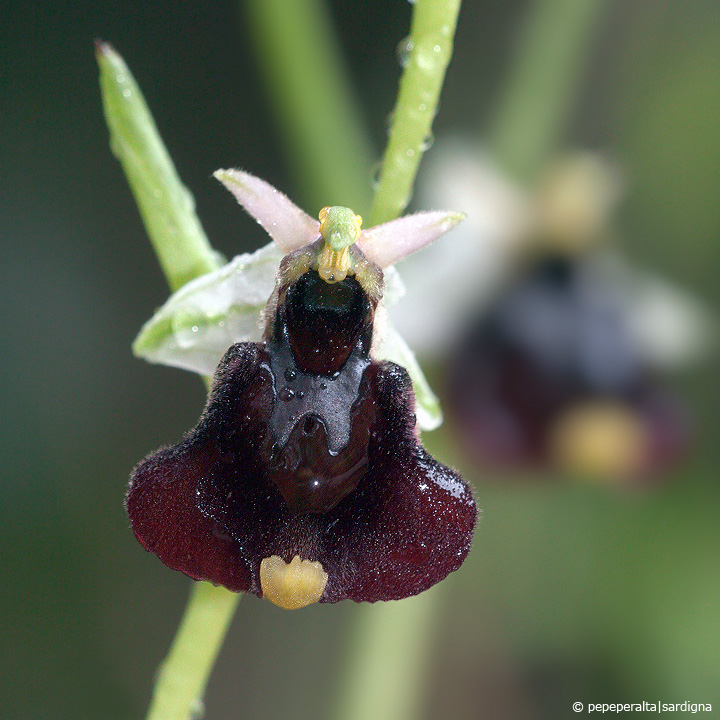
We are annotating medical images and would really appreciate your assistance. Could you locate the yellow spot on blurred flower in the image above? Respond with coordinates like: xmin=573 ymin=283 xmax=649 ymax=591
xmin=549 ymin=402 xmax=646 ymax=480
xmin=535 ymin=153 xmax=620 ymax=255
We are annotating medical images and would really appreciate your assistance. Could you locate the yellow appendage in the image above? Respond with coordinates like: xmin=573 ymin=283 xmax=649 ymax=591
xmin=260 ymin=555 xmax=329 ymax=610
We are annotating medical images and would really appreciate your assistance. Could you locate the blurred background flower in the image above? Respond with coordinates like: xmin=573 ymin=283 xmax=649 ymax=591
xmin=2 ymin=1 xmax=719 ymax=719
xmin=406 ymin=149 xmax=712 ymax=482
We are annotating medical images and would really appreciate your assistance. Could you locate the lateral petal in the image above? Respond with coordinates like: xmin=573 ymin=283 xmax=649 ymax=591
xmin=358 ymin=210 xmax=465 ymax=268
xmin=214 ymin=168 xmax=320 ymax=252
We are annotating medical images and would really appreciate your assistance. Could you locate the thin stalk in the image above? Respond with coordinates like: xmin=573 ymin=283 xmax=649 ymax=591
xmin=488 ymin=0 xmax=608 ymax=185
xmin=245 ymin=0 xmax=374 ymax=214
xmin=334 ymin=587 xmax=444 ymax=720
xmin=369 ymin=0 xmax=462 ymax=226
xmin=146 ymin=583 xmax=240 ymax=720
xmin=334 ymin=2 xmax=463 ymax=718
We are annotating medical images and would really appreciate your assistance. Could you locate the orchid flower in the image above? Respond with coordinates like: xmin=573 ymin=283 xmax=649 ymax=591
xmin=127 ymin=169 xmax=477 ymax=608
xmin=394 ymin=139 xmax=714 ymax=368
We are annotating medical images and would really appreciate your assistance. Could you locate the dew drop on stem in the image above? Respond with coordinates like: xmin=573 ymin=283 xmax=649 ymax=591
xmin=396 ymin=36 xmax=414 ymax=67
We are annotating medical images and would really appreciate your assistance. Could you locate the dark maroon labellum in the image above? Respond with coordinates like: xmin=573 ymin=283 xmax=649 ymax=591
xmin=127 ymin=258 xmax=477 ymax=603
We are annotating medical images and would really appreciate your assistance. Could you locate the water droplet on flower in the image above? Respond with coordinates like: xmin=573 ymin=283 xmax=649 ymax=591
xmin=122 ymin=89 xmax=131 ymax=98
xmin=284 ymin=369 xmax=296 ymax=382
xmin=420 ymin=132 xmax=434 ymax=151
xmin=396 ymin=37 xmax=414 ymax=67
xmin=406 ymin=148 xmax=416 ymax=158
xmin=171 ymin=311 xmax=202 ymax=348
xmin=279 ymin=387 xmax=295 ymax=402
xmin=116 ymin=74 xmax=125 ymax=83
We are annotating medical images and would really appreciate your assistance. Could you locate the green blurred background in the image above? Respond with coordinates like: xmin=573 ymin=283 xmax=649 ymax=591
xmin=1 ymin=1 xmax=718 ymax=718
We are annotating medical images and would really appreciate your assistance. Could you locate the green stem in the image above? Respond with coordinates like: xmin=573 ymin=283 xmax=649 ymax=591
xmin=245 ymin=0 xmax=374 ymax=214
xmin=488 ymin=0 xmax=608 ymax=185
xmin=369 ymin=0 xmax=462 ymax=226
xmin=334 ymin=3 xmax=462 ymax=719
xmin=335 ymin=587 xmax=444 ymax=720
xmin=96 ymin=42 xmax=222 ymax=292
xmin=146 ymin=583 xmax=240 ymax=720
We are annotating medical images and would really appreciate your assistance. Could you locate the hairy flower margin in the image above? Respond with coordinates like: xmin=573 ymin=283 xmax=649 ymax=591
xmin=127 ymin=169 xmax=477 ymax=607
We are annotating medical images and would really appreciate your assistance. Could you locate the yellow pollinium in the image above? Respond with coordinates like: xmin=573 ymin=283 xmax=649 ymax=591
xmin=260 ymin=555 xmax=329 ymax=610
xmin=317 ymin=206 xmax=362 ymax=284
xmin=549 ymin=402 xmax=647 ymax=480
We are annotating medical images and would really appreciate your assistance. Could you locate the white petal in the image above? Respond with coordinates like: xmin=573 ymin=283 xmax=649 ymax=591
xmin=214 ymin=168 xmax=320 ymax=252
xmin=382 ymin=265 xmax=407 ymax=306
xmin=625 ymin=270 xmax=716 ymax=368
xmin=133 ymin=243 xmax=283 ymax=375
xmin=573 ymin=251 xmax=714 ymax=369
xmin=372 ymin=306 xmax=442 ymax=431
xmin=358 ymin=210 xmax=465 ymax=268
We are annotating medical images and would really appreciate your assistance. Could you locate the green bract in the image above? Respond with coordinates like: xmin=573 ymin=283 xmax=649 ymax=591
xmin=96 ymin=41 xmax=223 ymax=291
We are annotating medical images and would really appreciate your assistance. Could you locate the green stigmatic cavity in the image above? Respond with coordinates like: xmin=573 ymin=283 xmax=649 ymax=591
xmin=316 ymin=206 xmax=363 ymax=284
xmin=319 ymin=206 xmax=363 ymax=252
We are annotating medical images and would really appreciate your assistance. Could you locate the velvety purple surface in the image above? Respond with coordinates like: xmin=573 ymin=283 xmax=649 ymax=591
xmin=127 ymin=271 xmax=477 ymax=602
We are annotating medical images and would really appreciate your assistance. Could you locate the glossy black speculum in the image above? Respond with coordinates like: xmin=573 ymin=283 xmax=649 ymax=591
xmin=265 ymin=272 xmax=375 ymax=513
xmin=127 ymin=248 xmax=476 ymax=603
